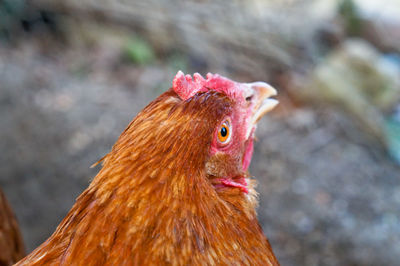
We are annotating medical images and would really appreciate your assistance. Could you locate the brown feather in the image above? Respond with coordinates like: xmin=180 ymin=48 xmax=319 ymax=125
xmin=16 ymin=89 xmax=278 ymax=265
xmin=0 ymin=189 xmax=25 ymax=266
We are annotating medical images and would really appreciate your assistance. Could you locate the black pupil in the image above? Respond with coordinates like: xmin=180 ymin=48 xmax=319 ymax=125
xmin=220 ymin=126 xmax=227 ymax=137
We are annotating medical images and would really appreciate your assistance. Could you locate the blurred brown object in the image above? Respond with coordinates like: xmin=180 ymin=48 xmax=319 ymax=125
xmin=0 ymin=189 xmax=25 ymax=266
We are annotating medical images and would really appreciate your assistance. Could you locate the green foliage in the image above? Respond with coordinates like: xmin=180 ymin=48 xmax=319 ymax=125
xmin=0 ymin=0 xmax=26 ymax=40
xmin=384 ymin=116 xmax=400 ymax=164
xmin=0 ymin=0 xmax=25 ymax=17
xmin=123 ymin=36 xmax=154 ymax=65
xmin=338 ymin=0 xmax=363 ymax=36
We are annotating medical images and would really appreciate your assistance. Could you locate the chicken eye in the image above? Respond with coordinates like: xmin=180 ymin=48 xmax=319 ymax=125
xmin=217 ymin=120 xmax=232 ymax=144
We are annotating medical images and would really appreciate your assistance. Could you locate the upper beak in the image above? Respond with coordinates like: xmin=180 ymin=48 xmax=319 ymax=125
xmin=248 ymin=82 xmax=278 ymax=125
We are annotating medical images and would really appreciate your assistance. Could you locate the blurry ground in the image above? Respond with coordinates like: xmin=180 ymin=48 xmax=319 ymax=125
xmin=1 ymin=1 xmax=400 ymax=266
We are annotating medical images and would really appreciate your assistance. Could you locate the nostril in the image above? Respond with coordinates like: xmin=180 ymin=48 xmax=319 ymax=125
xmin=245 ymin=95 xmax=253 ymax=102
xmin=244 ymin=85 xmax=255 ymax=102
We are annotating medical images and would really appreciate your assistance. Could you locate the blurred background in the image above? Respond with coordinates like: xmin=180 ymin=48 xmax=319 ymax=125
xmin=1 ymin=0 xmax=400 ymax=265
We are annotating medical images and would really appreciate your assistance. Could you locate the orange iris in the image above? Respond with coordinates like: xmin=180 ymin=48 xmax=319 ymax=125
xmin=217 ymin=120 xmax=231 ymax=144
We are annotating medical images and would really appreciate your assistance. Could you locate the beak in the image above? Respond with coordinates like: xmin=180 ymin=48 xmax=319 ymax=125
xmin=248 ymin=82 xmax=278 ymax=124
xmin=244 ymin=82 xmax=278 ymax=139
xmin=251 ymin=83 xmax=279 ymax=124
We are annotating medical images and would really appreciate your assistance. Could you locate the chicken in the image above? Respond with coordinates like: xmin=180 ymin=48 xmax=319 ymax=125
xmin=0 ymin=188 xmax=25 ymax=266
xmin=16 ymin=71 xmax=279 ymax=265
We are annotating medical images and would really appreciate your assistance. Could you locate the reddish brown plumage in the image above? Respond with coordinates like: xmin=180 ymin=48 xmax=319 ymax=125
xmin=0 ymin=189 xmax=25 ymax=266
xmin=17 ymin=73 xmax=279 ymax=265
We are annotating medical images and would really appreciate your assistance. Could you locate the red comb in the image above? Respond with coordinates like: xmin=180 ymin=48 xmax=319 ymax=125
xmin=172 ymin=71 xmax=242 ymax=101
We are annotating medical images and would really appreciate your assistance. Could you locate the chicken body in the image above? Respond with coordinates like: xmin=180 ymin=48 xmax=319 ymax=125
xmin=17 ymin=72 xmax=279 ymax=265
xmin=0 ymin=189 xmax=25 ymax=266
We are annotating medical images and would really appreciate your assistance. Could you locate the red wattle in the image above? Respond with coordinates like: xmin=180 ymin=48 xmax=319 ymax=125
xmin=216 ymin=177 xmax=249 ymax=194
xmin=242 ymin=138 xmax=254 ymax=171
